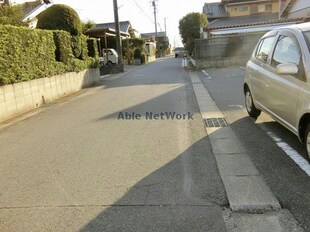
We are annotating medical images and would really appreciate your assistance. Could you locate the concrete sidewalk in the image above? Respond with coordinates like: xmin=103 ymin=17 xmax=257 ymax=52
xmin=188 ymin=71 xmax=304 ymax=232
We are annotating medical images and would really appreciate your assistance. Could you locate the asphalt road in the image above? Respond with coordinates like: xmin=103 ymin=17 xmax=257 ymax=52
xmin=200 ymin=67 xmax=310 ymax=232
xmin=0 ymin=57 xmax=228 ymax=231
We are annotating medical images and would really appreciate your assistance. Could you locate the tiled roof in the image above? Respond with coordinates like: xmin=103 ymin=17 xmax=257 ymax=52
xmin=90 ymin=21 xmax=131 ymax=34
xmin=140 ymin=32 xmax=166 ymax=38
xmin=222 ymin=0 xmax=261 ymax=4
xmin=207 ymin=13 xmax=279 ymax=29
xmin=203 ymin=2 xmax=228 ymax=19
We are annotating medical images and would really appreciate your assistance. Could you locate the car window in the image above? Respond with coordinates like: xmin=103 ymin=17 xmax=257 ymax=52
xmin=271 ymin=35 xmax=305 ymax=80
xmin=271 ymin=36 xmax=301 ymax=67
xmin=303 ymin=31 xmax=310 ymax=52
xmin=255 ymin=36 xmax=275 ymax=63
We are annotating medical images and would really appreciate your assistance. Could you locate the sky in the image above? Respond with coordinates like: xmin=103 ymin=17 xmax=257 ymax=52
xmin=15 ymin=0 xmax=221 ymax=47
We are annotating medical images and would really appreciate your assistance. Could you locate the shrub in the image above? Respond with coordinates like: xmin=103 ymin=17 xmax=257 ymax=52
xmin=36 ymin=4 xmax=82 ymax=36
xmin=53 ymin=30 xmax=74 ymax=64
xmin=79 ymin=34 xmax=88 ymax=60
xmin=36 ymin=4 xmax=83 ymax=58
xmin=0 ymin=25 xmax=62 ymax=85
xmin=0 ymin=25 xmax=97 ymax=86
xmin=0 ymin=4 xmax=27 ymax=27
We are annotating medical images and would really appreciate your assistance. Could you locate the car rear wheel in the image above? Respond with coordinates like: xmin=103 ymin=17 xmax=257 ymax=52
xmin=304 ymin=124 xmax=310 ymax=160
xmin=245 ymin=87 xmax=261 ymax=118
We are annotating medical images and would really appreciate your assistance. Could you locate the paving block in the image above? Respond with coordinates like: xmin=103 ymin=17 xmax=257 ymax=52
xmin=210 ymin=137 xmax=246 ymax=154
xmin=222 ymin=175 xmax=280 ymax=212
xmin=206 ymin=127 xmax=235 ymax=139
xmin=215 ymin=154 xmax=260 ymax=176
xmin=224 ymin=209 xmax=305 ymax=232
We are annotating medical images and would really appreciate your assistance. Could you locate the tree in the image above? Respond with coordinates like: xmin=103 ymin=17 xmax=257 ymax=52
xmin=36 ymin=4 xmax=83 ymax=58
xmin=82 ymin=20 xmax=96 ymax=34
xmin=0 ymin=4 xmax=27 ymax=26
xmin=36 ymin=4 xmax=82 ymax=36
xmin=179 ymin=12 xmax=207 ymax=56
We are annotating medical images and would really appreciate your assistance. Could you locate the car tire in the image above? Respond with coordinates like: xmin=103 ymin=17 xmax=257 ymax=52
xmin=245 ymin=87 xmax=261 ymax=118
xmin=304 ymin=124 xmax=310 ymax=161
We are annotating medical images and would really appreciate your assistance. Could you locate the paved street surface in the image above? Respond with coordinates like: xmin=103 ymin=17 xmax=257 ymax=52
xmin=0 ymin=58 xmax=228 ymax=231
xmin=200 ymin=67 xmax=310 ymax=231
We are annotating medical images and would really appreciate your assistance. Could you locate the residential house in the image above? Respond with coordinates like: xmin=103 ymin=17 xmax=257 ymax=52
xmin=202 ymin=2 xmax=228 ymax=22
xmin=141 ymin=31 xmax=169 ymax=48
xmin=280 ymin=0 xmax=310 ymax=19
xmin=203 ymin=0 xmax=307 ymax=37
xmin=195 ymin=0 xmax=309 ymax=68
xmin=86 ymin=21 xmax=136 ymax=39
xmin=22 ymin=0 xmax=52 ymax=28
xmin=140 ymin=31 xmax=170 ymax=56
xmin=0 ymin=0 xmax=52 ymax=28
xmin=222 ymin=0 xmax=279 ymax=17
xmin=85 ymin=21 xmax=137 ymax=58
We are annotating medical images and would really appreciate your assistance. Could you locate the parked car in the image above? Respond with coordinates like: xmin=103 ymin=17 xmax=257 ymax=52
xmin=99 ymin=48 xmax=118 ymax=65
xmin=174 ymin=47 xmax=187 ymax=58
xmin=244 ymin=22 xmax=310 ymax=160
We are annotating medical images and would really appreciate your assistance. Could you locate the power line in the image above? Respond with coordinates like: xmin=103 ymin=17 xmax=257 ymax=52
xmin=131 ymin=0 xmax=154 ymax=23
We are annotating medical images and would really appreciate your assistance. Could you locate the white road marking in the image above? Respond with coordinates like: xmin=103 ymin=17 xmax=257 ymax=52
xmin=202 ymin=70 xmax=212 ymax=79
xmin=239 ymin=66 xmax=246 ymax=70
xmin=259 ymin=123 xmax=310 ymax=176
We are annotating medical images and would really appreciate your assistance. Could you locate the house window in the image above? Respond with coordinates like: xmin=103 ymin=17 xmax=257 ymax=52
xmin=238 ymin=6 xmax=249 ymax=12
xmin=258 ymin=4 xmax=266 ymax=12
xmin=266 ymin=4 xmax=272 ymax=12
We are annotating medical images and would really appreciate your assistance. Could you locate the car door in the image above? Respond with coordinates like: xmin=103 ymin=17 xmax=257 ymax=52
xmin=264 ymin=31 xmax=305 ymax=130
xmin=248 ymin=35 xmax=277 ymax=109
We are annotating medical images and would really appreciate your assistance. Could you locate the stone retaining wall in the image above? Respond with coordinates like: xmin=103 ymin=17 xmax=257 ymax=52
xmin=0 ymin=68 xmax=100 ymax=123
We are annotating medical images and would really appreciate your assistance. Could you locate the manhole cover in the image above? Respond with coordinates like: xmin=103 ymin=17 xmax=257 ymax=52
xmin=205 ymin=118 xmax=229 ymax=128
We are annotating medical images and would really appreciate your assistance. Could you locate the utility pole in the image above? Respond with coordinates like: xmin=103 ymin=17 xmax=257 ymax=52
xmin=278 ymin=0 xmax=281 ymax=19
xmin=164 ymin=18 xmax=167 ymax=36
xmin=152 ymin=0 xmax=158 ymax=44
xmin=113 ymin=0 xmax=123 ymax=68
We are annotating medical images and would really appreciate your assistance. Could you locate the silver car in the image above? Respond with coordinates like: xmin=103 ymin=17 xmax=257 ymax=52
xmin=244 ymin=22 xmax=310 ymax=160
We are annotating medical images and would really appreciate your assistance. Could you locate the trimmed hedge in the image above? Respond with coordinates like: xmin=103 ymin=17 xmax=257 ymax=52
xmin=0 ymin=25 xmax=98 ymax=86
xmin=36 ymin=4 xmax=82 ymax=36
xmin=87 ymin=38 xmax=99 ymax=59
xmin=36 ymin=4 xmax=83 ymax=59
xmin=53 ymin=30 xmax=74 ymax=64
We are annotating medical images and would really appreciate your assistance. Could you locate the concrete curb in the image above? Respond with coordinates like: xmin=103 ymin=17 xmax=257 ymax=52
xmin=188 ymin=71 xmax=281 ymax=213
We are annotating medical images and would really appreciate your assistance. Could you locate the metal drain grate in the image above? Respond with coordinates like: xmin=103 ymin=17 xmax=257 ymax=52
xmin=205 ymin=118 xmax=229 ymax=128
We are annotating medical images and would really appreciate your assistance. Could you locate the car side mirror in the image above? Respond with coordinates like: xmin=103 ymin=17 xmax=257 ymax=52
xmin=276 ymin=63 xmax=298 ymax=75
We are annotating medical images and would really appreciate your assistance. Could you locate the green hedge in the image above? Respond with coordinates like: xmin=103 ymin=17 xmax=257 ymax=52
xmin=87 ymin=38 xmax=99 ymax=59
xmin=0 ymin=25 xmax=98 ymax=86
xmin=36 ymin=4 xmax=82 ymax=36
xmin=53 ymin=30 xmax=74 ymax=64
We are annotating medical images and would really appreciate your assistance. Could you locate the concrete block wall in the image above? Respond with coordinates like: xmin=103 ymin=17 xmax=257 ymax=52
xmin=193 ymin=57 xmax=250 ymax=69
xmin=0 ymin=68 xmax=100 ymax=123
xmin=194 ymin=32 xmax=266 ymax=69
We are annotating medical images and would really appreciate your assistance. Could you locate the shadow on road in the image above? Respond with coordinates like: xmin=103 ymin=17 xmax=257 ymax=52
xmin=78 ymin=133 xmax=228 ymax=232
